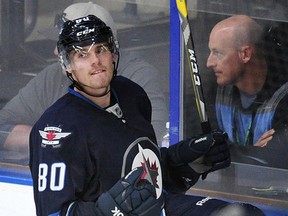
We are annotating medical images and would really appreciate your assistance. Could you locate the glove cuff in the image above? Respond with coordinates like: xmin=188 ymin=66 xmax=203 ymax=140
xmin=95 ymin=192 xmax=127 ymax=216
xmin=167 ymin=133 xmax=214 ymax=166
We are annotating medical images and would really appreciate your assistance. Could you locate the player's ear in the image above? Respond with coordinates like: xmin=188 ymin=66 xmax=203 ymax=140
xmin=239 ymin=45 xmax=253 ymax=63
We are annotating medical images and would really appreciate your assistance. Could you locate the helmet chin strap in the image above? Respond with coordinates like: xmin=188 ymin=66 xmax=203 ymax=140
xmin=66 ymin=61 xmax=118 ymax=98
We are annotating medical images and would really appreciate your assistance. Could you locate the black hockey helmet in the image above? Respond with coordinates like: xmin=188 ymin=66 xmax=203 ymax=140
xmin=57 ymin=15 xmax=119 ymax=69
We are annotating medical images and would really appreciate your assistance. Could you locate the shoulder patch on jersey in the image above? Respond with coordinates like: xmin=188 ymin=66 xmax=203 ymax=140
xmin=39 ymin=126 xmax=71 ymax=148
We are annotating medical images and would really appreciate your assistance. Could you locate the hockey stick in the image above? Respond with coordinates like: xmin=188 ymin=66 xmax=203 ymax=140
xmin=176 ymin=0 xmax=211 ymax=133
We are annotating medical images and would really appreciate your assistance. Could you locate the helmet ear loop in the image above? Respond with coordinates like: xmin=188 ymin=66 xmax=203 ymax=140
xmin=58 ymin=50 xmax=71 ymax=71
xmin=112 ymin=49 xmax=120 ymax=76
xmin=110 ymin=37 xmax=120 ymax=77
xmin=58 ymin=54 xmax=67 ymax=71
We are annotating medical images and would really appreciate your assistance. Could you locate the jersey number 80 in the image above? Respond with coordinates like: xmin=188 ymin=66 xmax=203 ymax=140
xmin=38 ymin=162 xmax=66 ymax=192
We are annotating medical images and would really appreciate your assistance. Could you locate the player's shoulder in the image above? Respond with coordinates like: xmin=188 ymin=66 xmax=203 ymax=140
xmin=113 ymin=76 xmax=146 ymax=93
xmin=33 ymin=93 xmax=87 ymax=131
xmin=39 ymin=93 xmax=75 ymax=116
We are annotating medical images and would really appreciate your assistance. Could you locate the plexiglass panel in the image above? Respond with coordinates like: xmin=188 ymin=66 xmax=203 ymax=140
xmin=0 ymin=0 xmax=170 ymax=164
xmin=180 ymin=0 xmax=288 ymax=210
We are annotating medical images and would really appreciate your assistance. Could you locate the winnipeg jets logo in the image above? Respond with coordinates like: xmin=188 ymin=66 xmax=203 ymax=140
xmin=39 ymin=126 xmax=71 ymax=148
xmin=132 ymin=144 xmax=162 ymax=198
xmin=139 ymin=147 xmax=159 ymax=189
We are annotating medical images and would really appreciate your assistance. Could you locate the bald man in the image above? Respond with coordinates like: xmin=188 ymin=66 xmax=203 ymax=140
xmin=207 ymin=15 xmax=288 ymax=152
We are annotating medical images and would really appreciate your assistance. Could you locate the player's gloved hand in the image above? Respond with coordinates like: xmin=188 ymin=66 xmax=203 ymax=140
xmin=197 ymin=130 xmax=231 ymax=179
xmin=95 ymin=167 xmax=163 ymax=216
xmin=167 ymin=130 xmax=230 ymax=187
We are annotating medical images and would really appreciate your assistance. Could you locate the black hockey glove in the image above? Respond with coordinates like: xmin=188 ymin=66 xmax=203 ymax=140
xmin=199 ymin=130 xmax=231 ymax=179
xmin=95 ymin=167 xmax=163 ymax=216
xmin=167 ymin=130 xmax=230 ymax=189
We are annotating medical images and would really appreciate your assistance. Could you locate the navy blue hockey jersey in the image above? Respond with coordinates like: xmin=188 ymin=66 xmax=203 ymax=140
xmin=29 ymin=76 xmax=163 ymax=215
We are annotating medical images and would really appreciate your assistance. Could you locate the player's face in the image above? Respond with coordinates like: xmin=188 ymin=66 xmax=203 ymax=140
xmin=67 ymin=43 xmax=115 ymax=94
xmin=206 ymin=28 xmax=244 ymax=86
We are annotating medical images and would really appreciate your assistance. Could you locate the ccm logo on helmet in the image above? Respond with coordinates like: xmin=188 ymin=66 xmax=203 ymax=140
xmin=76 ymin=28 xmax=95 ymax=37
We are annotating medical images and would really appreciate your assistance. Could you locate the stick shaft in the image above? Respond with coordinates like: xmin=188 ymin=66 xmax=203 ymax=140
xmin=176 ymin=0 xmax=211 ymax=133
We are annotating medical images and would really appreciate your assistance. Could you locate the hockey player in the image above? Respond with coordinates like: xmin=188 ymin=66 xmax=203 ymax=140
xmin=29 ymin=15 xmax=265 ymax=215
